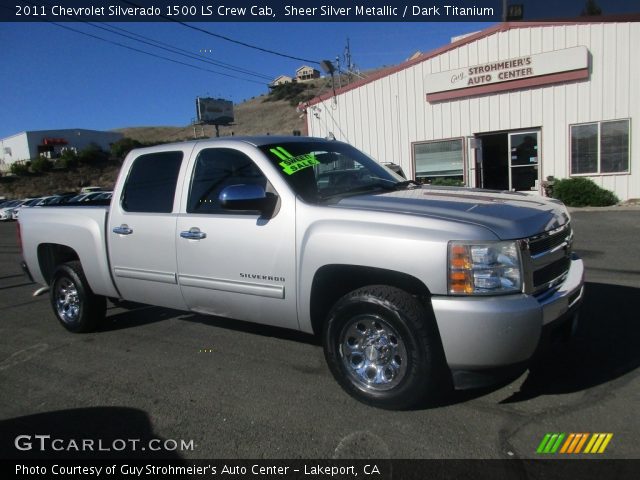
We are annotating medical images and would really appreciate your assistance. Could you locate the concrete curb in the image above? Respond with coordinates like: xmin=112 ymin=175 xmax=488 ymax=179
xmin=567 ymin=205 xmax=640 ymax=212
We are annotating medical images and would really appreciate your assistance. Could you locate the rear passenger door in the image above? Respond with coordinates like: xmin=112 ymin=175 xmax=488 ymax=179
xmin=175 ymin=145 xmax=298 ymax=330
xmin=108 ymin=146 xmax=193 ymax=309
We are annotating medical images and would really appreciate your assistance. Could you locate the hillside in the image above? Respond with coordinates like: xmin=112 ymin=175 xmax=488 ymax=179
xmin=0 ymin=77 xmax=335 ymax=199
xmin=116 ymin=77 xmax=331 ymax=143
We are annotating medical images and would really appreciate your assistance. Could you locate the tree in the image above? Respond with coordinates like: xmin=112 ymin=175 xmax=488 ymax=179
xmin=10 ymin=162 xmax=30 ymax=176
xmin=58 ymin=149 xmax=79 ymax=169
xmin=30 ymin=156 xmax=53 ymax=173
xmin=78 ymin=143 xmax=108 ymax=164
xmin=581 ymin=0 xmax=602 ymax=16
xmin=111 ymin=137 xmax=143 ymax=159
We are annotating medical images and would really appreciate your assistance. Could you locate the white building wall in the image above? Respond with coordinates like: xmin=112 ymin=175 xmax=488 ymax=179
xmin=0 ymin=129 xmax=123 ymax=172
xmin=0 ymin=133 xmax=30 ymax=170
xmin=308 ymin=21 xmax=639 ymax=201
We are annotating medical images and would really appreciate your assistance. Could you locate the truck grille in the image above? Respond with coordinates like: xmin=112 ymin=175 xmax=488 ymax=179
xmin=529 ymin=226 xmax=572 ymax=256
xmin=525 ymin=224 xmax=573 ymax=295
xmin=533 ymin=257 xmax=571 ymax=286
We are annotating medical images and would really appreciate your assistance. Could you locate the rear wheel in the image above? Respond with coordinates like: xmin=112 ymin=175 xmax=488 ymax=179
xmin=323 ymin=285 xmax=448 ymax=409
xmin=50 ymin=261 xmax=106 ymax=333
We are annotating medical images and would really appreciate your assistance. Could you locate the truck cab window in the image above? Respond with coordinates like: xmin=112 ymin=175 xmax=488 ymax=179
xmin=187 ymin=148 xmax=268 ymax=214
xmin=121 ymin=151 xmax=183 ymax=213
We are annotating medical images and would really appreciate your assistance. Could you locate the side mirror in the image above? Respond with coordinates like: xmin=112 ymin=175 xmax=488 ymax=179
xmin=218 ymin=184 xmax=275 ymax=214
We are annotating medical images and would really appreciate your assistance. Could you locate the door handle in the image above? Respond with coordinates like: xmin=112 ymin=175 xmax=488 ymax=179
xmin=180 ymin=228 xmax=206 ymax=240
xmin=112 ymin=224 xmax=133 ymax=235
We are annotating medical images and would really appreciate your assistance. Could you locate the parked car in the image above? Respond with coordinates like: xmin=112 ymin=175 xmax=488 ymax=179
xmin=35 ymin=196 xmax=62 ymax=206
xmin=93 ymin=191 xmax=113 ymax=201
xmin=12 ymin=197 xmax=42 ymax=220
xmin=80 ymin=186 xmax=104 ymax=194
xmin=47 ymin=193 xmax=79 ymax=205
xmin=18 ymin=136 xmax=584 ymax=409
xmin=0 ymin=200 xmax=23 ymax=221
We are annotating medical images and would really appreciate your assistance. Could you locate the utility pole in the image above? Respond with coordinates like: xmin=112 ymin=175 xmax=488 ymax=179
xmin=344 ymin=38 xmax=353 ymax=81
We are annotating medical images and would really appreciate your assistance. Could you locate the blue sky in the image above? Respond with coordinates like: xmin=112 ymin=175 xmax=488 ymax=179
xmin=1 ymin=0 xmax=638 ymax=138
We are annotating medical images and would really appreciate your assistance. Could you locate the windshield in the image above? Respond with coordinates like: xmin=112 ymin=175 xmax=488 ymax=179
xmin=258 ymin=141 xmax=406 ymax=203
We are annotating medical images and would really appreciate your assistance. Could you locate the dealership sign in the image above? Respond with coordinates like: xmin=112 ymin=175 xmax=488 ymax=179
xmin=426 ymin=46 xmax=589 ymax=101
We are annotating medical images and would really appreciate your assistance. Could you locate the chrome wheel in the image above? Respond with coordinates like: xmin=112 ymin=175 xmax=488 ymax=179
xmin=54 ymin=277 xmax=81 ymax=324
xmin=339 ymin=314 xmax=408 ymax=391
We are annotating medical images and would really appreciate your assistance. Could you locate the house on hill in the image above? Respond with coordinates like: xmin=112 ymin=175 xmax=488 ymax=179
xmin=295 ymin=66 xmax=320 ymax=82
xmin=269 ymin=75 xmax=293 ymax=88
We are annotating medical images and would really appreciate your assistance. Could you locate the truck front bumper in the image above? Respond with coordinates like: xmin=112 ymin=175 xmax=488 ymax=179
xmin=431 ymin=256 xmax=585 ymax=389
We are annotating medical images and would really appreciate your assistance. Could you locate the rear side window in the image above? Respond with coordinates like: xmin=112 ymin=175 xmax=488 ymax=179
xmin=122 ymin=151 xmax=183 ymax=213
xmin=187 ymin=148 xmax=267 ymax=214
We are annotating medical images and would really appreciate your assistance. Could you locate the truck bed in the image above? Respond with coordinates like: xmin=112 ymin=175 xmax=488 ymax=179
xmin=19 ymin=205 xmax=119 ymax=298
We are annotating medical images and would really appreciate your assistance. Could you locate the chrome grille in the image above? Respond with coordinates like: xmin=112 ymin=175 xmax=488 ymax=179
xmin=523 ymin=223 xmax=573 ymax=296
xmin=529 ymin=224 xmax=573 ymax=256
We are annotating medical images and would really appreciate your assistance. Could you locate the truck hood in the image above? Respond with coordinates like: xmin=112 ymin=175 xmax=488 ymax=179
xmin=332 ymin=186 xmax=570 ymax=239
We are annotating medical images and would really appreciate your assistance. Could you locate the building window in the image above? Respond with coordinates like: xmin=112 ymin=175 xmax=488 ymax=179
xmin=570 ymin=119 xmax=629 ymax=175
xmin=413 ymin=138 xmax=464 ymax=184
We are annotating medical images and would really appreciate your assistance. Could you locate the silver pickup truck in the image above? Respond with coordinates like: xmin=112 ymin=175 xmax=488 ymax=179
xmin=18 ymin=136 xmax=584 ymax=409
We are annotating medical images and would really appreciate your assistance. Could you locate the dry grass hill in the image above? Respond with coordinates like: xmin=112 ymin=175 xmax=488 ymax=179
xmin=1 ymin=77 xmax=338 ymax=199
xmin=116 ymin=77 xmax=331 ymax=143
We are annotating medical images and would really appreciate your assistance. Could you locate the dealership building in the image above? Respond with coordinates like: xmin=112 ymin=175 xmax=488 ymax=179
xmin=0 ymin=129 xmax=123 ymax=172
xmin=306 ymin=16 xmax=639 ymax=201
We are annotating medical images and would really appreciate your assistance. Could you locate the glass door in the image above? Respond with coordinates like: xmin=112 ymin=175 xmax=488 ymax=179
xmin=508 ymin=131 xmax=540 ymax=191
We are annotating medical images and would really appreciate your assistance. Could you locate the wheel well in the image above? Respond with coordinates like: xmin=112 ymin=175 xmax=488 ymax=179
xmin=310 ymin=265 xmax=432 ymax=336
xmin=37 ymin=244 xmax=80 ymax=284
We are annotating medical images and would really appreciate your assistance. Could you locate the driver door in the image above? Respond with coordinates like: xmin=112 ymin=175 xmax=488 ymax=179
xmin=175 ymin=146 xmax=298 ymax=330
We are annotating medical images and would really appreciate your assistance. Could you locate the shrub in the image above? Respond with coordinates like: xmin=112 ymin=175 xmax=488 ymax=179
xmin=10 ymin=162 xmax=30 ymax=176
xmin=58 ymin=149 xmax=79 ymax=169
xmin=264 ymin=82 xmax=315 ymax=106
xmin=552 ymin=177 xmax=619 ymax=207
xmin=111 ymin=137 xmax=142 ymax=159
xmin=430 ymin=178 xmax=464 ymax=187
xmin=78 ymin=143 xmax=108 ymax=164
xmin=30 ymin=156 xmax=53 ymax=173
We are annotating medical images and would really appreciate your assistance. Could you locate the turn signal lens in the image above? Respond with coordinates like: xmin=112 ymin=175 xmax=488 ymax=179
xmin=449 ymin=271 xmax=474 ymax=294
xmin=450 ymin=244 xmax=471 ymax=269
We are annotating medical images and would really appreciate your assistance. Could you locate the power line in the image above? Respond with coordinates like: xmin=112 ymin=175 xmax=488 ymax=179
xmin=122 ymin=0 xmax=321 ymax=65
xmin=22 ymin=0 xmax=275 ymax=82
xmin=98 ymin=23 xmax=273 ymax=80
xmin=87 ymin=22 xmax=273 ymax=81
xmin=50 ymin=22 xmax=267 ymax=85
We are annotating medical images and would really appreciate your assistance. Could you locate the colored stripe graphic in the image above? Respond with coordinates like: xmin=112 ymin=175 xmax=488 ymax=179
xmin=536 ymin=434 xmax=552 ymax=453
xmin=561 ymin=433 xmax=588 ymax=454
xmin=536 ymin=433 xmax=564 ymax=454
xmin=584 ymin=433 xmax=613 ymax=454
xmin=538 ymin=433 xmax=613 ymax=454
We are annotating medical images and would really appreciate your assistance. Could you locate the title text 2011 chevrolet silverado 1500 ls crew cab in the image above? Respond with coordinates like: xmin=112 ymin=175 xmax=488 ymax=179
xmin=18 ymin=137 xmax=584 ymax=409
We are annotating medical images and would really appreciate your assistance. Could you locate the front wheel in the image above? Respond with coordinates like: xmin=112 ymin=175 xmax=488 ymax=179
xmin=50 ymin=261 xmax=106 ymax=333
xmin=323 ymin=285 xmax=449 ymax=409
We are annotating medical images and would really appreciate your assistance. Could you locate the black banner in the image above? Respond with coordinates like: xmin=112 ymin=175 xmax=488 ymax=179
xmin=3 ymin=0 xmax=505 ymax=22
xmin=5 ymin=459 xmax=640 ymax=479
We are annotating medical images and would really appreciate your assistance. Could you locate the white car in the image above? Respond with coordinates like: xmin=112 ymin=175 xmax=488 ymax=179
xmin=68 ymin=192 xmax=106 ymax=203
xmin=0 ymin=200 xmax=28 ymax=221
xmin=12 ymin=198 xmax=42 ymax=220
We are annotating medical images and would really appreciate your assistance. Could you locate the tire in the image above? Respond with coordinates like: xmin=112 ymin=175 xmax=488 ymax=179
xmin=323 ymin=285 xmax=449 ymax=410
xmin=49 ymin=261 xmax=106 ymax=333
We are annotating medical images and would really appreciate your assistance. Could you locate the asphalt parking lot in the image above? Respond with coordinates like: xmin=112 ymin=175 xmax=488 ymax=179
xmin=0 ymin=209 xmax=638 ymax=460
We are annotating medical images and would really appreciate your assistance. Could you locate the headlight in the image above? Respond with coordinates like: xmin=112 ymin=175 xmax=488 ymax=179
xmin=448 ymin=240 xmax=522 ymax=295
